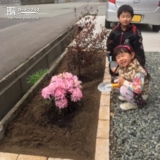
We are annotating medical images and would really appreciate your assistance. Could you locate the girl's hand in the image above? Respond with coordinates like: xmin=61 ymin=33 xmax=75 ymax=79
xmin=118 ymin=77 xmax=125 ymax=86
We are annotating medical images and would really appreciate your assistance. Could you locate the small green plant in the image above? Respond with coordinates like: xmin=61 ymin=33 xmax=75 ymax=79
xmin=27 ymin=69 xmax=47 ymax=86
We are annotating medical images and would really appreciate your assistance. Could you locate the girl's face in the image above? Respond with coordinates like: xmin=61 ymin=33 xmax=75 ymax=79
xmin=118 ymin=12 xmax=132 ymax=27
xmin=116 ymin=51 xmax=135 ymax=67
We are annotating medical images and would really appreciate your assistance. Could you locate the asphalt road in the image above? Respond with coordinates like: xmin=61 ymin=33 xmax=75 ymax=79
xmin=0 ymin=2 xmax=106 ymax=79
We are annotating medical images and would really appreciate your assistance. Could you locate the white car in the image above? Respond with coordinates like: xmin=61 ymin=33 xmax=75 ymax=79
xmin=105 ymin=0 xmax=160 ymax=32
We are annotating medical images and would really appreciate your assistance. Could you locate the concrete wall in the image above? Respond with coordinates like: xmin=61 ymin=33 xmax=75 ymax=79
xmin=21 ymin=0 xmax=56 ymax=5
xmin=0 ymin=28 xmax=73 ymax=121
xmin=21 ymin=0 xmax=74 ymax=5
xmin=0 ymin=0 xmax=20 ymax=4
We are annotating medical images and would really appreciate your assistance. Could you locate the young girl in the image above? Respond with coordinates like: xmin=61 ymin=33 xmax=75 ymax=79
xmin=111 ymin=45 xmax=150 ymax=110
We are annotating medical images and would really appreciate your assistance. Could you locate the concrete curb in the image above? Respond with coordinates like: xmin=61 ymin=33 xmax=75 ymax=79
xmin=95 ymin=59 xmax=111 ymax=160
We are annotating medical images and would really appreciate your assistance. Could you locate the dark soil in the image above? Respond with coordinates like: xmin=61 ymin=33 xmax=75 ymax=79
xmin=0 ymin=51 xmax=106 ymax=160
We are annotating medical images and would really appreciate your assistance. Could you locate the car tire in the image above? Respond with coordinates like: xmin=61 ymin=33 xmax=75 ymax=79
xmin=105 ymin=20 xmax=110 ymax=28
xmin=152 ymin=25 xmax=160 ymax=32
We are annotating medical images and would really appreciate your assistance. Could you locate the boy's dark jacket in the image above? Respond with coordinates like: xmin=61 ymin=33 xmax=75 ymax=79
xmin=107 ymin=23 xmax=146 ymax=65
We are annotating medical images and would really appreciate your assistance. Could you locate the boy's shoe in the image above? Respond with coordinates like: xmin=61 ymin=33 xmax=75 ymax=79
xmin=120 ymin=102 xmax=137 ymax=111
xmin=118 ymin=95 xmax=126 ymax=101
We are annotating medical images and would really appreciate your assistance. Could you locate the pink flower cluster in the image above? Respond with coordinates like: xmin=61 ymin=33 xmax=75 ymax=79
xmin=41 ymin=72 xmax=83 ymax=109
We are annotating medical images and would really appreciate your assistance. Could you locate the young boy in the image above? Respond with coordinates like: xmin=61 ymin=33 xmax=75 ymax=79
xmin=106 ymin=5 xmax=146 ymax=67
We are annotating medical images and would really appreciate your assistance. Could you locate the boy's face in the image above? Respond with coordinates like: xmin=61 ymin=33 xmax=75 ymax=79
xmin=118 ymin=12 xmax=132 ymax=26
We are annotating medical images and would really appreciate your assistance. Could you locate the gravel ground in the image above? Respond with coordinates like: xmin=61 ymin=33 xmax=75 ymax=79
xmin=110 ymin=52 xmax=160 ymax=160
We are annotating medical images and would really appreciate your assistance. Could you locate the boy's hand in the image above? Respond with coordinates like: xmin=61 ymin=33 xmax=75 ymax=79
xmin=106 ymin=51 xmax=111 ymax=62
xmin=106 ymin=51 xmax=111 ymax=55
xmin=117 ymin=77 xmax=125 ymax=86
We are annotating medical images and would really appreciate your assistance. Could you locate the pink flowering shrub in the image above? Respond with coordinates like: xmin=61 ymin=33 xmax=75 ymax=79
xmin=41 ymin=72 xmax=83 ymax=110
